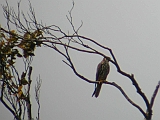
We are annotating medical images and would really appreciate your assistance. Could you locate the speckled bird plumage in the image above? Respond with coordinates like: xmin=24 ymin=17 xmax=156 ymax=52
xmin=92 ymin=57 xmax=110 ymax=98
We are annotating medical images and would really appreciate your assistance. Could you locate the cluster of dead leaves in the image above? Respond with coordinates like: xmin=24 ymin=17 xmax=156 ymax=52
xmin=0 ymin=28 xmax=42 ymax=101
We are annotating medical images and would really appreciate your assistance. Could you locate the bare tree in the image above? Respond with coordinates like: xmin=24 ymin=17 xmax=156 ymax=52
xmin=0 ymin=1 xmax=159 ymax=120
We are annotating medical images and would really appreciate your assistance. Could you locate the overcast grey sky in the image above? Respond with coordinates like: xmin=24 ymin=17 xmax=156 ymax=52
xmin=1 ymin=0 xmax=160 ymax=120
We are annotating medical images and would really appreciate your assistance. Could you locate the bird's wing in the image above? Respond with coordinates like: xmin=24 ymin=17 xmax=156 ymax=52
xmin=96 ymin=62 xmax=102 ymax=81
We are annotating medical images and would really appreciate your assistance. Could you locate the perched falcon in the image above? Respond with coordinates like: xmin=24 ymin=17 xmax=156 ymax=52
xmin=92 ymin=57 xmax=110 ymax=98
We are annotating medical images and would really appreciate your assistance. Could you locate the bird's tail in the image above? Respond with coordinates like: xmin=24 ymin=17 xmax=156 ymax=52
xmin=92 ymin=83 xmax=102 ymax=98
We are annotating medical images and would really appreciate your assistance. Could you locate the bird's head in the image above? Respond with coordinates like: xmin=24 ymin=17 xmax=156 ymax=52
xmin=103 ymin=57 xmax=110 ymax=62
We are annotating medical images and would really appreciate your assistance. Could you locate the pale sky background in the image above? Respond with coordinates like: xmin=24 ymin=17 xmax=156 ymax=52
xmin=1 ymin=0 xmax=160 ymax=120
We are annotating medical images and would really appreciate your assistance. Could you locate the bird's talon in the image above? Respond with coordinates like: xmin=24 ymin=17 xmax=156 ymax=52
xmin=98 ymin=80 xmax=103 ymax=84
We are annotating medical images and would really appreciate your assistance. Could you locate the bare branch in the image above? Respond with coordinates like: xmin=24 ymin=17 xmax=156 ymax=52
xmin=106 ymin=81 xmax=146 ymax=118
xmin=150 ymin=81 xmax=160 ymax=109
xmin=35 ymin=75 xmax=42 ymax=120
xmin=26 ymin=66 xmax=33 ymax=120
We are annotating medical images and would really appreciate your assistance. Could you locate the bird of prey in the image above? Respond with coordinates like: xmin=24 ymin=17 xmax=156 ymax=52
xmin=92 ymin=57 xmax=110 ymax=98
